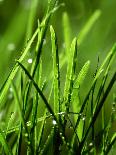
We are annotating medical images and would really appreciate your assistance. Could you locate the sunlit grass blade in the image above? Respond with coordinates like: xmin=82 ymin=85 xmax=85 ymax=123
xmin=50 ymin=25 xmax=60 ymax=118
xmin=63 ymin=38 xmax=77 ymax=112
xmin=0 ymin=129 xmax=12 ymax=155
xmin=78 ymin=9 xmax=101 ymax=45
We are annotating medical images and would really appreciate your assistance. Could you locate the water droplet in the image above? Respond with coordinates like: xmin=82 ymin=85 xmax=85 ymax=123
xmin=82 ymin=117 xmax=86 ymax=121
xmin=25 ymin=133 xmax=28 ymax=137
xmin=28 ymin=58 xmax=33 ymax=64
xmin=89 ymin=142 xmax=93 ymax=147
xmin=27 ymin=121 xmax=31 ymax=127
xmin=62 ymin=43 xmax=66 ymax=49
xmin=0 ymin=111 xmax=4 ymax=121
xmin=43 ymin=39 xmax=46 ymax=45
xmin=52 ymin=120 xmax=57 ymax=125
xmin=7 ymin=43 xmax=15 ymax=51
xmin=60 ymin=132 xmax=62 ymax=136
xmin=28 ymin=141 xmax=30 ymax=145
xmin=67 ymin=142 xmax=70 ymax=146
xmin=9 ymin=87 xmax=13 ymax=93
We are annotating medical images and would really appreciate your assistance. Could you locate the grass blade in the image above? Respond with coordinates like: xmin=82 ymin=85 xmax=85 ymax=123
xmin=78 ymin=10 xmax=101 ymax=45
xmin=63 ymin=38 xmax=77 ymax=112
xmin=72 ymin=60 xmax=90 ymax=141
xmin=50 ymin=25 xmax=60 ymax=118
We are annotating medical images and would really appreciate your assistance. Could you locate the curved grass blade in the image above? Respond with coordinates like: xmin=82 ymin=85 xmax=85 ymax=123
xmin=0 ymin=129 xmax=12 ymax=155
xmin=50 ymin=25 xmax=60 ymax=118
xmin=78 ymin=10 xmax=101 ymax=45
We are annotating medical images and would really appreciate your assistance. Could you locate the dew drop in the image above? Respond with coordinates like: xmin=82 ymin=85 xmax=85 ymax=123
xmin=89 ymin=142 xmax=93 ymax=147
xmin=62 ymin=43 xmax=66 ymax=49
xmin=28 ymin=58 xmax=33 ymax=64
xmin=25 ymin=133 xmax=28 ymax=138
xmin=0 ymin=111 xmax=4 ymax=121
xmin=7 ymin=43 xmax=15 ymax=51
xmin=82 ymin=117 xmax=86 ymax=121
xmin=27 ymin=121 xmax=31 ymax=127
xmin=43 ymin=39 xmax=46 ymax=45
xmin=67 ymin=142 xmax=70 ymax=146
xmin=52 ymin=120 xmax=57 ymax=125
xmin=9 ymin=87 xmax=13 ymax=93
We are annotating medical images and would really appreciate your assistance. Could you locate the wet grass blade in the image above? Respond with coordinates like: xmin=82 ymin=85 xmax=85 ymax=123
xmin=50 ymin=25 xmax=60 ymax=117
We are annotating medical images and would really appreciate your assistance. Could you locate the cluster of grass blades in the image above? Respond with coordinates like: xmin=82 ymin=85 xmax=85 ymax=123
xmin=0 ymin=0 xmax=116 ymax=155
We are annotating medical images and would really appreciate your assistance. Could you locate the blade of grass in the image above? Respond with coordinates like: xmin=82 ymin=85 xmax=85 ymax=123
xmin=63 ymin=38 xmax=77 ymax=112
xmin=78 ymin=10 xmax=101 ymax=45
xmin=71 ymin=60 xmax=90 ymax=142
xmin=50 ymin=25 xmax=60 ymax=118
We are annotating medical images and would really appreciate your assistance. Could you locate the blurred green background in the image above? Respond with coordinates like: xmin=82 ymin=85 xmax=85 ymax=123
xmin=0 ymin=0 xmax=116 ymax=87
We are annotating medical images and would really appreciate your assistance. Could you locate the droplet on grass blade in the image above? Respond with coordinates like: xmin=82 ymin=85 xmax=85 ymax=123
xmin=28 ymin=58 xmax=33 ymax=64
xmin=52 ymin=120 xmax=57 ymax=125
xmin=7 ymin=43 xmax=16 ymax=51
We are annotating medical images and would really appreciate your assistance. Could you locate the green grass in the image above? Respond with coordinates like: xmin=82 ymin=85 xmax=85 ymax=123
xmin=0 ymin=0 xmax=116 ymax=155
